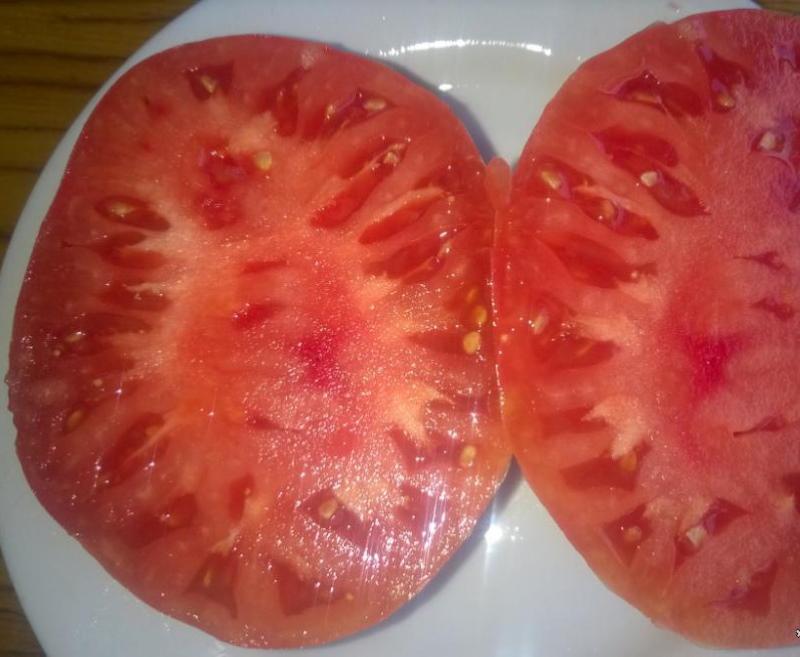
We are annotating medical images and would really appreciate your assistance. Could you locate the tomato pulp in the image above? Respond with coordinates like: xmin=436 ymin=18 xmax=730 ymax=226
xmin=7 ymin=36 xmax=510 ymax=647
xmin=495 ymin=9 xmax=800 ymax=648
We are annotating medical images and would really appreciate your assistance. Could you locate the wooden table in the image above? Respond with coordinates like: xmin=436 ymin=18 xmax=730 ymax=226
xmin=0 ymin=1 xmax=797 ymax=655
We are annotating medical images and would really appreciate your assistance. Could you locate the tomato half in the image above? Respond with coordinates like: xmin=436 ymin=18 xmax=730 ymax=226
xmin=495 ymin=9 xmax=800 ymax=648
xmin=7 ymin=35 xmax=509 ymax=647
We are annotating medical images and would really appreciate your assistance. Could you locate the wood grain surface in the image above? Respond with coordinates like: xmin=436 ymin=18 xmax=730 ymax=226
xmin=0 ymin=1 xmax=797 ymax=656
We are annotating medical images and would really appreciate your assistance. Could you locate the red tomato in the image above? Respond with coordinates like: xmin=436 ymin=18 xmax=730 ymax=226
xmin=7 ymin=35 xmax=509 ymax=647
xmin=495 ymin=10 xmax=800 ymax=648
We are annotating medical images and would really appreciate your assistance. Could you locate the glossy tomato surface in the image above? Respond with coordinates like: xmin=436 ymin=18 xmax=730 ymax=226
xmin=7 ymin=35 xmax=509 ymax=647
xmin=495 ymin=9 xmax=800 ymax=648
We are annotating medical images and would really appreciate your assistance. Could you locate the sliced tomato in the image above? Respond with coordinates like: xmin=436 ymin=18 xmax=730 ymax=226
xmin=495 ymin=10 xmax=800 ymax=648
xmin=7 ymin=35 xmax=509 ymax=647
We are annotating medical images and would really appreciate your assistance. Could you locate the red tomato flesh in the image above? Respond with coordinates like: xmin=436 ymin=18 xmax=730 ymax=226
xmin=7 ymin=35 xmax=509 ymax=647
xmin=495 ymin=9 xmax=800 ymax=648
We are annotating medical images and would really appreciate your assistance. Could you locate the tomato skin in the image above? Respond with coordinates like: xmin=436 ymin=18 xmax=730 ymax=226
xmin=495 ymin=10 xmax=800 ymax=648
xmin=7 ymin=35 xmax=509 ymax=647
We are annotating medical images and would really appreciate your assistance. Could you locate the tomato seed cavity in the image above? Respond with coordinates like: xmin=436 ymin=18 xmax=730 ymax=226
xmin=603 ymin=504 xmax=652 ymax=566
xmin=188 ymin=549 xmax=240 ymax=617
xmin=613 ymin=70 xmax=703 ymax=118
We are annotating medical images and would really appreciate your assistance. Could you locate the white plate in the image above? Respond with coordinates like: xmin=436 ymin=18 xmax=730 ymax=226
xmin=4 ymin=1 xmax=794 ymax=656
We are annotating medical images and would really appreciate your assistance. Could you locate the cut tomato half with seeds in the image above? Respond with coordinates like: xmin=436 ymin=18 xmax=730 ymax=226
xmin=495 ymin=9 xmax=800 ymax=648
xmin=7 ymin=35 xmax=509 ymax=647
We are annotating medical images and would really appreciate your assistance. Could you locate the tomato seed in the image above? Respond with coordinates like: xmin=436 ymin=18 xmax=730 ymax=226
xmin=715 ymin=91 xmax=736 ymax=110
xmin=465 ymin=286 xmax=481 ymax=304
xmin=639 ymin=171 xmax=659 ymax=187
xmin=458 ymin=445 xmax=477 ymax=468
xmin=107 ymin=200 xmax=135 ymax=217
xmin=617 ymin=450 xmax=638 ymax=473
xmin=470 ymin=305 xmax=488 ymax=327
xmin=318 ymin=498 xmax=339 ymax=520
xmin=757 ymin=131 xmax=780 ymax=152
xmin=623 ymin=525 xmax=643 ymax=543
xmin=529 ymin=309 xmax=550 ymax=335
xmin=462 ymin=331 xmax=481 ymax=355
xmin=64 ymin=331 xmax=85 ymax=344
xmin=364 ymin=98 xmax=387 ymax=111
xmin=200 ymin=75 xmax=218 ymax=95
xmin=252 ymin=151 xmax=273 ymax=172
xmin=64 ymin=408 xmax=86 ymax=432
xmin=539 ymin=169 xmax=562 ymax=191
